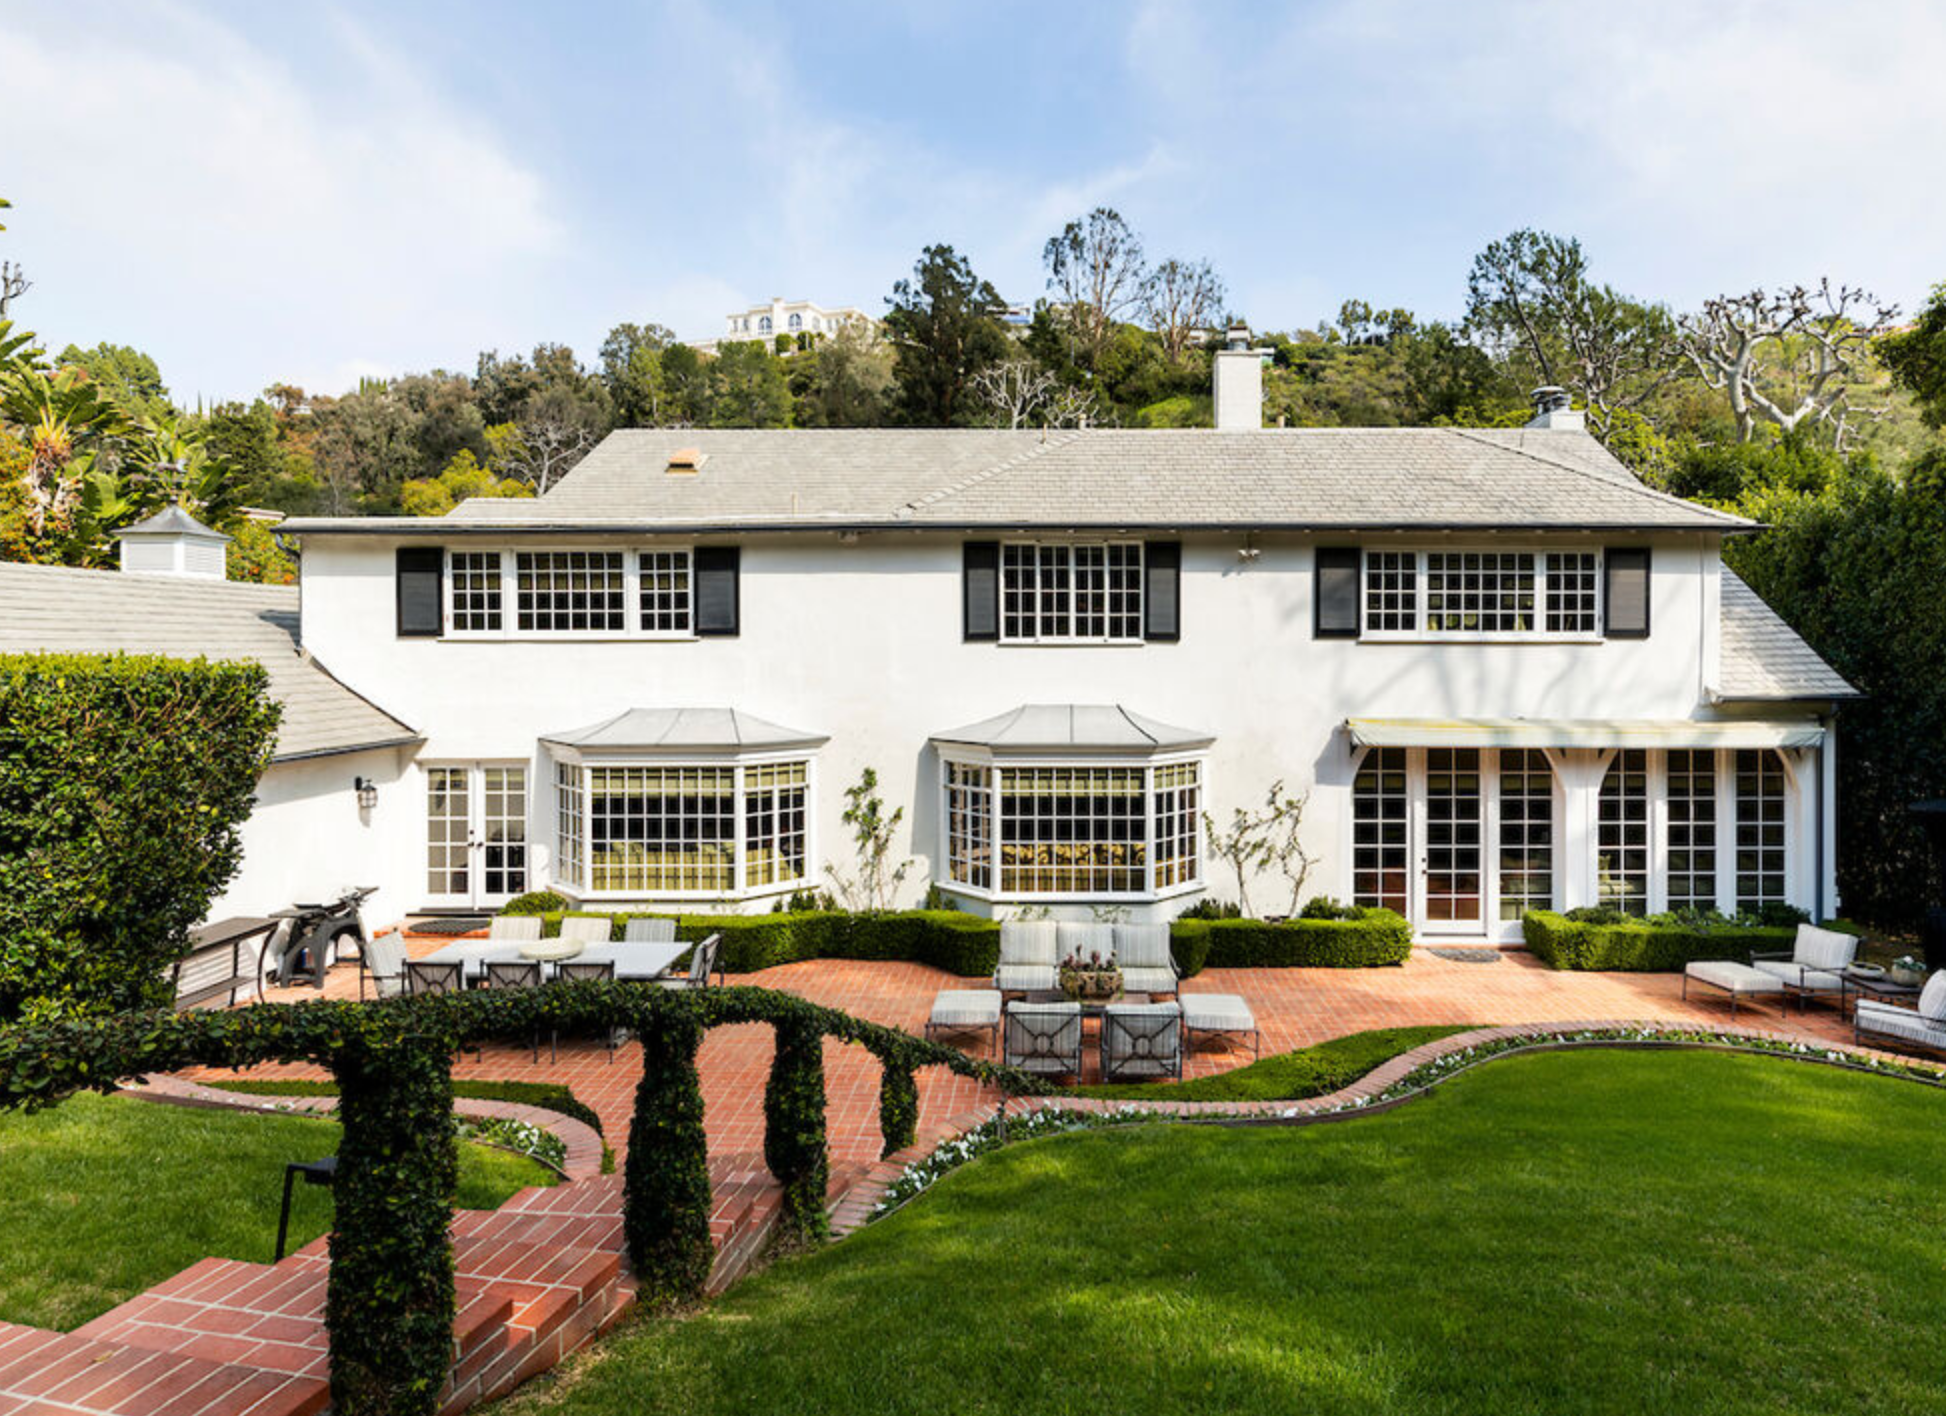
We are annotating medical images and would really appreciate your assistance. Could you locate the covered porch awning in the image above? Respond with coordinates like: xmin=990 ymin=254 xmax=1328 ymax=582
xmin=1345 ymin=717 xmax=1825 ymax=751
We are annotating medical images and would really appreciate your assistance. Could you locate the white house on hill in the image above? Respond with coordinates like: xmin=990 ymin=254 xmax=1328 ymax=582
xmin=248 ymin=349 xmax=1857 ymax=939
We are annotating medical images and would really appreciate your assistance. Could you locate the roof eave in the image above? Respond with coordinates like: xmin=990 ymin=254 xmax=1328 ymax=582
xmin=282 ymin=517 xmax=1752 ymax=537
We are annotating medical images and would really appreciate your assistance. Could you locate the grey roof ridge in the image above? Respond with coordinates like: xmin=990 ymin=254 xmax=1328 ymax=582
xmin=1443 ymin=427 xmax=1752 ymax=528
xmin=897 ymin=429 xmax=1089 ymax=518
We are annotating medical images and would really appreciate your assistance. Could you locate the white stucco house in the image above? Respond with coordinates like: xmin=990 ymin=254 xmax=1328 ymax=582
xmin=692 ymin=297 xmax=875 ymax=353
xmin=0 ymin=354 xmax=1858 ymax=942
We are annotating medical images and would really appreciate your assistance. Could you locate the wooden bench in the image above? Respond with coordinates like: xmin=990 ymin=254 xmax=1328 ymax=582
xmin=172 ymin=916 xmax=280 ymax=1011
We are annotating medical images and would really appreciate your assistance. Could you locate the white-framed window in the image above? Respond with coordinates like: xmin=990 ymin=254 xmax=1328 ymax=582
xmin=1665 ymin=749 xmax=1717 ymax=910
xmin=441 ymin=549 xmax=699 ymax=639
xmin=1358 ymin=549 xmax=1604 ymax=640
xmin=553 ymin=757 xmax=811 ymax=899
xmin=940 ymin=757 xmax=1202 ymax=899
xmin=1352 ymin=746 xmax=1409 ymax=913
xmin=1000 ymin=542 xmax=1143 ymax=643
xmin=1734 ymin=748 xmax=1787 ymax=910
xmin=1497 ymin=748 xmax=1553 ymax=921
xmin=638 ymin=549 xmax=693 ymax=634
xmin=1597 ymin=748 xmax=1650 ymax=915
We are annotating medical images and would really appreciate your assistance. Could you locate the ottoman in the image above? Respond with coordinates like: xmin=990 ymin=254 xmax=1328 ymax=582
xmin=1180 ymin=992 xmax=1260 ymax=1058
xmin=1682 ymin=961 xmax=1787 ymax=1018
xmin=926 ymin=988 xmax=1002 ymax=1052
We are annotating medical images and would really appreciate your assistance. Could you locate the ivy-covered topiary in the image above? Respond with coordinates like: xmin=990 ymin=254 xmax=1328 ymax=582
xmin=624 ymin=1002 xmax=713 ymax=1306
xmin=763 ymin=1011 xmax=830 ymax=1241
xmin=877 ymin=1061 xmax=918 ymax=1158
xmin=0 ymin=653 xmax=281 ymax=1021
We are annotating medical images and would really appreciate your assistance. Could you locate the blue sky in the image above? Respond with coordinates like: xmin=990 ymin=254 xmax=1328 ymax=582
xmin=4 ymin=0 xmax=1940 ymax=403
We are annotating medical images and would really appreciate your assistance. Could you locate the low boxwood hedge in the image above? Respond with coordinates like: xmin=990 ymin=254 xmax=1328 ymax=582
xmin=1171 ymin=909 xmax=1414 ymax=969
xmin=1522 ymin=910 xmax=1796 ymax=971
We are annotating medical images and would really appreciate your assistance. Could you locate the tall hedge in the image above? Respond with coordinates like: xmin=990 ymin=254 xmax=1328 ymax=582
xmin=1169 ymin=909 xmax=1413 ymax=969
xmin=0 ymin=653 xmax=281 ymax=1021
xmin=1522 ymin=910 xmax=1795 ymax=971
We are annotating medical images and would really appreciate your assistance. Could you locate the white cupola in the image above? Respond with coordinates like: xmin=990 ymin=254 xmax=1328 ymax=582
xmin=113 ymin=504 xmax=231 ymax=579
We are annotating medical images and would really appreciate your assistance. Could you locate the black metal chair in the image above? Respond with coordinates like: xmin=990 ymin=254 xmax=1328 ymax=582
xmin=403 ymin=960 xmax=465 ymax=996
xmin=553 ymin=959 xmax=621 ymax=1061
xmin=1003 ymin=1002 xmax=1084 ymax=1080
xmin=1100 ymin=1003 xmax=1184 ymax=1083
xmin=484 ymin=960 xmax=546 ymax=1061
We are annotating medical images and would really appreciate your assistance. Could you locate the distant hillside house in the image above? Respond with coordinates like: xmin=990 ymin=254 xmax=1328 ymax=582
xmin=692 ymin=297 xmax=874 ymax=354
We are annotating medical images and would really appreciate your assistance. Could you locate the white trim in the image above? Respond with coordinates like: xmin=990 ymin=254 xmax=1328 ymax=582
xmin=1356 ymin=547 xmax=1604 ymax=643
xmin=439 ymin=546 xmax=699 ymax=641
xmin=1348 ymin=718 xmax=1826 ymax=750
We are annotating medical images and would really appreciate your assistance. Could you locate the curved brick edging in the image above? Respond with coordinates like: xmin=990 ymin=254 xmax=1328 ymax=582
xmin=829 ymin=1018 xmax=1941 ymax=1231
xmin=131 ymin=1073 xmax=607 ymax=1181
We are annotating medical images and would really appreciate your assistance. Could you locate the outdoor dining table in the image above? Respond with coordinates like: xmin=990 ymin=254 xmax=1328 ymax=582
xmin=415 ymin=938 xmax=687 ymax=985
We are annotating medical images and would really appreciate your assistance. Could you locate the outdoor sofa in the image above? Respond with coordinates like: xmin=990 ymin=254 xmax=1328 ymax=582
xmin=1854 ymin=972 xmax=1946 ymax=1055
xmin=1749 ymin=923 xmax=1858 ymax=1011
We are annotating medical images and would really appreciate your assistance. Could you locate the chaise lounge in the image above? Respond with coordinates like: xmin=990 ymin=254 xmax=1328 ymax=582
xmin=1854 ymin=972 xmax=1946 ymax=1055
xmin=1749 ymin=923 xmax=1858 ymax=1012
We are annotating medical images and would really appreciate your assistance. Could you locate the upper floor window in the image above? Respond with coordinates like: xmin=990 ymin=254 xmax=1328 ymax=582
xmin=788 ymin=312 xmax=802 ymax=331
xmin=437 ymin=548 xmax=705 ymax=638
xmin=1360 ymin=548 xmax=1602 ymax=640
xmin=759 ymin=315 xmax=772 ymax=333
xmin=517 ymin=550 xmax=626 ymax=632
xmin=1000 ymin=541 xmax=1143 ymax=644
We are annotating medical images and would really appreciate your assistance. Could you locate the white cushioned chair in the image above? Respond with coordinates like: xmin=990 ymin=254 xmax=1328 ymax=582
xmin=1113 ymin=923 xmax=1179 ymax=995
xmin=1855 ymin=971 xmax=1946 ymax=1055
xmin=994 ymin=920 xmax=1061 ymax=993
xmin=1750 ymin=923 xmax=1858 ymax=1011
xmin=558 ymin=915 xmax=614 ymax=948
xmin=487 ymin=914 xmax=544 ymax=944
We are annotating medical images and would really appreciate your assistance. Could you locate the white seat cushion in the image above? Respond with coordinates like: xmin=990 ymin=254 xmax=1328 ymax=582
xmin=1750 ymin=959 xmax=1846 ymax=992
xmin=998 ymin=921 xmax=1059 ymax=969
xmin=1684 ymin=961 xmax=1784 ymax=993
xmin=1120 ymin=966 xmax=1180 ymax=994
xmin=1181 ymin=993 xmax=1256 ymax=1032
xmin=930 ymin=989 xmax=1002 ymax=1028
xmin=994 ymin=963 xmax=1058 ymax=992
xmin=1922 ymin=971 xmax=1946 ymax=1022
xmin=558 ymin=916 xmax=613 ymax=944
xmin=487 ymin=915 xmax=543 ymax=943
xmin=1857 ymin=999 xmax=1946 ymax=1044
xmin=1114 ymin=923 xmax=1175 ymax=972
xmin=1793 ymin=924 xmax=1858 ymax=972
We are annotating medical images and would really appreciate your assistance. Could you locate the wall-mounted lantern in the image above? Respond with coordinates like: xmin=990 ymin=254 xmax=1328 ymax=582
xmin=354 ymin=777 xmax=379 ymax=811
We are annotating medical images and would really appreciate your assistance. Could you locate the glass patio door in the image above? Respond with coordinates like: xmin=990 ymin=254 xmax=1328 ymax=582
xmin=1421 ymin=748 xmax=1486 ymax=935
xmin=424 ymin=763 xmax=528 ymax=909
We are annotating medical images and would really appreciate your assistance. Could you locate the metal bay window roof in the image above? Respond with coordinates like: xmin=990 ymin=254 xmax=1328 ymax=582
xmin=1345 ymin=717 xmax=1826 ymax=751
xmin=932 ymin=703 xmax=1214 ymax=755
xmin=542 ymin=706 xmax=828 ymax=756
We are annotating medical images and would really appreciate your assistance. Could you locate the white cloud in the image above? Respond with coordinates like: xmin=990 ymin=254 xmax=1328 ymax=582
xmin=1 ymin=3 xmax=564 ymax=400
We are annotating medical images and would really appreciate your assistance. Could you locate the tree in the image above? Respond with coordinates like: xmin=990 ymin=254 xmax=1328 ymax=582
xmin=599 ymin=321 xmax=679 ymax=426
xmin=399 ymin=448 xmax=533 ymax=516
xmin=1677 ymin=281 xmax=1899 ymax=446
xmin=57 ymin=343 xmax=170 ymax=421
xmin=790 ymin=325 xmax=893 ymax=428
xmin=485 ymin=396 xmax=598 ymax=494
xmin=706 ymin=341 xmax=792 ymax=428
xmin=969 ymin=357 xmax=1057 ymax=428
xmin=1871 ymin=282 xmax=1946 ymax=428
xmin=882 ymin=245 xmax=1010 ymax=426
xmin=1141 ymin=257 xmax=1225 ymax=363
xmin=0 ymin=197 xmax=27 ymax=319
xmin=1043 ymin=207 xmax=1147 ymax=363
xmin=1200 ymin=782 xmax=1317 ymax=918
xmin=825 ymin=767 xmax=910 ymax=912
xmin=1464 ymin=229 xmax=1677 ymax=442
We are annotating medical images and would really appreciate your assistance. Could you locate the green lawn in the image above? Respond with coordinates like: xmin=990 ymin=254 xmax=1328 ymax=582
xmin=504 ymin=1050 xmax=1946 ymax=1416
xmin=1070 ymin=1025 xmax=1470 ymax=1102
xmin=0 ymin=1092 xmax=555 ymax=1331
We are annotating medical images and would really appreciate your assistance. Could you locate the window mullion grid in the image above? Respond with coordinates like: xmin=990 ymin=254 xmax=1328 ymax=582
xmin=732 ymin=763 xmax=747 ymax=896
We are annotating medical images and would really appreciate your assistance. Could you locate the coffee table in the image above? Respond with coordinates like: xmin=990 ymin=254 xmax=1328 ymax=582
xmin=1841 ymin=968 xmax=1924 ymax=1018
xmin=1020 ymin=989 xmax=1156 ymax=1016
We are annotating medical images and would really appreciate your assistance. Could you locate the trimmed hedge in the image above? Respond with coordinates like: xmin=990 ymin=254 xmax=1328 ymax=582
xmin=1171 ymin=909 xmax=1414 ymax=969
xmin=0 ymin=653 xmax=281 ymax=1021
xmin=1522 ymin=910 xmax=1796 ymax=971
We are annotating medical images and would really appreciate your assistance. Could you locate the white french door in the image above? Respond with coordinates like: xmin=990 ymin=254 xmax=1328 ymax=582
xmin=1418 ymin=748 xmax=1487 ymax=936
xmin=424 ymin=762 xmax=529 ymax=909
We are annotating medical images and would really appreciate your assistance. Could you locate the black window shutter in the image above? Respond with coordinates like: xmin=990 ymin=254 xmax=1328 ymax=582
xmin=1604 ymin=548 xmax=1651 ymax=638
xmin=694 ymin=547 xmax=740 ymax=636
xmin=1315 ymin=547 xmax=1361 ymax=638
xmin=963 ymin=541 xmax=999 ymax=642
xmin=396 ymin=547 xmax=443 ymax=637
xmin=1144 ymin=541 xmax=1181 ymax=642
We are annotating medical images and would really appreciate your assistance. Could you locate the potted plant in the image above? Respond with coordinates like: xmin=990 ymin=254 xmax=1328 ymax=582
xmin=1890 ymin=953 xmax=1930 ymax=988
xmin=1059 ymin=950 xmax=1124 ymax=1002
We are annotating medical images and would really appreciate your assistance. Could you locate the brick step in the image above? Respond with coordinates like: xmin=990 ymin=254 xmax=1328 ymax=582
xmin=0 ymin=1320 xmax=327 ymax=1416
xmin=453 ymin=1203 xmax=622 ymax=1256
xmin=445 ymin=1237 xmax=625 ymax=1410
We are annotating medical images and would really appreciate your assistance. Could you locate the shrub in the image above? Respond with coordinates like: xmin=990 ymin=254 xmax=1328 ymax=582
xmin=526 ymin=908 xmax=1002 ymax=978
xmin=500 ymin=890 xmax=570 ymax=916
xmin=214 ymin=1075 xmax=605 ymax=1137
xmin=0 ymin=653 xmax=280 ymax=1021
xmin=1299 ymin=896 xmax=1359 ymax=920
xmin=1168 ymin=910 xmax=1412 ymax=969
xmin=1522 ymin=910 xmax=1796 ymax=971
xmin=1176 ymin=898 xmax=1243 ymax=920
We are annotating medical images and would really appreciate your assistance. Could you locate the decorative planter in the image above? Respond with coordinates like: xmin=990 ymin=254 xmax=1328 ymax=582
xmin=1060 ymin=968 xmax=1124 ymax=1002
xmin=1890 ymin=966 xmax=1928 ymax=988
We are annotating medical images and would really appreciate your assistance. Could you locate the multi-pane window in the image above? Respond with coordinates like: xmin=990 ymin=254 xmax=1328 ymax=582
xmin=1360 ymin=550 xmax=1604 ymax=638
xmin=1424 ymin=748 xmax=1484 ymax=923
xmin=638 ymin=550 xmax=693 ymax=634
xmin=1153 ymin=762 xmax=1201 ymax=890
xmin=479 ymin=767 xmax=528 ymax=898
xmin=1427 ymin=552 xmax=1536 ymax=633
xmin=1498 ymin=749 xmax=1553 ymax=920
xmin=945 ymin=762 xmax=993 ymax=890
xmin=1364 ymin=551 xmax=1415 ymax=632
xmin=1597 ymin=749 xmax=1649 ymax=916
xmin=1352 ymin=747 xmax=1409 ymax=913
xmin=1735 ymin=749 xmax=1788 ymax=910
xmin=744 ymin=761 xmax=808 ymax=888
xmin=942 ymin=760 xmax=1201 ymax=897
xmin=554 ymin=761 xmax=583 ymax=888
xmin=516 ymin=551 xmax=626 ymax=632
xmin=450 ymin=551 xmax=504 ymax=632
xmin=1545 ymin=552 xmax=1599 ymax=633
xmin=426 ymin=766 xmax=470 ymax=897
xmin=1000 ymin=542 xmax=1143 ymax=642
xmin=586 ymin=765 xmax=736 ymax=893
xmin=1666 ymin=749 xmax=1718 ymax=911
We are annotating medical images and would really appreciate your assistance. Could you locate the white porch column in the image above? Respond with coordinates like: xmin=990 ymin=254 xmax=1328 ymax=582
xmin=1821 ymin=721 xmax=1841 ymax=919
xmin=1547 ymin=748 xmax=1613 ymax=911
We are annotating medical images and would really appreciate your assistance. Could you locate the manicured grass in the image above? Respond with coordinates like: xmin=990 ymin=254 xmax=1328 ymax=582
xmin=1070 ymin=1025 xmax=1470 ymax=1102
xmin=0 ymin=1092 xmax=555 ymax=1332
xmin=211 ymin=1076 xmax=606 ymax=1136
xmin=508 ymin=1051 xmax=1946 ymax=1416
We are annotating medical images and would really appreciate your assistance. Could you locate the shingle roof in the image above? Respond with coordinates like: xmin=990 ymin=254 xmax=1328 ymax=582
xmin=1717 ymin=569 xmax=1858 ymax=701
xmin=0 ymin=562 xmax=419 ymax=761
xmin=540 ymin=706 xmax=828 ymax=753
xmin=114 ymin=504 xmax=230 ymax=541
xmin=931 ymin=704 xmax=1215 ymax=753
xmin=281 ymin=426 xmax=1752 ymax=535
